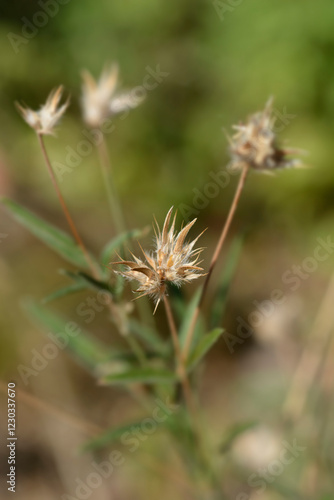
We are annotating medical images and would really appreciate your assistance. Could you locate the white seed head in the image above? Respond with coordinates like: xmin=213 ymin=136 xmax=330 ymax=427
xmin=16 ymin=86 xmax=69 ymax=136
xmin=81 ymin=64 xmax=145 ymax=128
xmin=228 ymin=98 xmax=301 ymax=171
xmin=113 ymin=207 xmax=206 ymax=313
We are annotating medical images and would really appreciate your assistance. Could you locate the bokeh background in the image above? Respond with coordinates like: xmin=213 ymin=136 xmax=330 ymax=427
xmin=1 ymin=0 xmax=334 ymax=498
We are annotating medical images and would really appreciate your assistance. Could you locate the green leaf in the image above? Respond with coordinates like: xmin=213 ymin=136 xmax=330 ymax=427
xmin=101 ymin=227 xmax=149 ymax=266
xmin=61 ymin=269 xmax=114 ymax=295
xmin=100 ymin=368 xmax=177 ymax=386
xmin=179 ymin=288 xmax=202 ymax=350
xmin=219 ymin=421 xmax=258 ymax=453
xmin=1 ymin=197 xmax=97 ymax=270
xmin=81 ymin=420 xmax=147 ymax=452
xmin=210 ymin=235 xmax=244 ymax=328
xmin=23 ymin=299 xmax=124 ymax=375
xmin=187 ymin=328 xmax=223 ymax=372
xmin=129 ymin=319 xmax=170 ymax=356
xmin=42 ymin=283 xmax=85 ymax=304
xmin=168 ymin=284 xmax=186 ymax=322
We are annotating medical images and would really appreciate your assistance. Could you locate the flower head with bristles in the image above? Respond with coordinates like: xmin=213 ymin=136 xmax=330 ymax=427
xmin=113 ymin=207 xmax=206 ymax=313
xmin=16 ymin=86 xmax=69 ymax=136
xmin=228 ymin=98 xmax=301 ymax=171
xmin=81 ymin=64 xmax=145 ymax=128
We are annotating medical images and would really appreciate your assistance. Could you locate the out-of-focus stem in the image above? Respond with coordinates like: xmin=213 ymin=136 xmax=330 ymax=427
xmin=96 ymin=134 xmax=126 ymax=235
xmin=164 ymin=298 xmax=224 ymax=497
xmin=96 ymin=133 xmax=155 ymax=326
xmin=283 ymin=273 xmax=334 ymax=421
xmin=182 ymin=166 xmax=249 ymax=360
xmin=103 ymin=294 xmax=147 ymax=366
xmin=37 ymin=133 xmax=99 ymax=279
xmin=163 ymin=296 xmax=197 ymax=418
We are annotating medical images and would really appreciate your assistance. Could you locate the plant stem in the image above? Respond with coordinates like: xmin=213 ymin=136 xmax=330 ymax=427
xmin=103 ymin=294 xmax=147 ymax=367
xmin=164 ymin=296 xmax=225 ymax=497
xmin=97 ymin=135 xmax=126 ymax=235
xmin=39 ymin=136 xmax=147 ymax=372
xmin=37 ymin=133 xmax=99 ymax=279
xmin=97 ymin=133 xmax=156 ymax=331
xmin=163 ymin=296 xmax=197 ymax=419
xmin=183 ymin=166 xmax=249 ymax=360
xmin=283 ymin=272 xmax=334 ymax=421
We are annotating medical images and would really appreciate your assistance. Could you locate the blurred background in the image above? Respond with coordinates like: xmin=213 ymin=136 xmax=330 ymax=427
xmin=1 ymin=0 xmax=334 ymax=498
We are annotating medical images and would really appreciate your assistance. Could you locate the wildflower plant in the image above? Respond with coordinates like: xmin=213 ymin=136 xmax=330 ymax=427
xmin=114 ymin=207 xmax=206 ymax=313
xmin=228 ymin=98 xmax=301 ymax=171
xmin=81 ymin=64 xmax=144 ymax=128
xmin=16 ymin=85 xmax=69 ymax=136
xmin=2 ymin=69 xmax=304 ymax=498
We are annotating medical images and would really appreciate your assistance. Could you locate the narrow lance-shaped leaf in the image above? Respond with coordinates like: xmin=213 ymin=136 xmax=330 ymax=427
xmin=101 ymin=227 xmax=150 ymax=266
xmin=100 ymin=367 xmax=177 ymax=386
xmin=81 ymin=419 xmax=149 ymax=452
xmin=23 ymin=300 xmax=128 ymax=375
xmin=129 ymin=319 xmax=170 ymax=356
xmin=187 ymin=328 xmax=224 ymax=372
xmin=60 ymin=269 xmax=114 ymax=295
xmin=1 ymin=197 xmax=98 ymax=270
xmin=168 ymin=283 xmax=186 ymax=322
xmin=42 ymin=283 xmax=85 ymax=304
xmin=179 ymin=288 xmax=203 ymax=350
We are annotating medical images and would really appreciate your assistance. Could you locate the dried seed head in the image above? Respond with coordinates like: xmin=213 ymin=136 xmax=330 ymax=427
xmin=81 ymin=64 xmax=145 ymax=128
xmin=16 ymin=86 xmax=69 ymax=136
xmin=113 ymin=207 xmax=206 ymax=313
xmin=228 ymin=98 xmax=301 ymax=171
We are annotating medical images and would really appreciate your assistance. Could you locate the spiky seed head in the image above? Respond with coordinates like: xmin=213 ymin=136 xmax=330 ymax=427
xmin=228 ymin=98 xmax=301 ymax=171
xmin=16 ymin=86 xmax=69 ymax=136
xmin=113 ymin=207 xmax=206 ymax=313
xmin=81 ymin=63 xmax=145 ymax=128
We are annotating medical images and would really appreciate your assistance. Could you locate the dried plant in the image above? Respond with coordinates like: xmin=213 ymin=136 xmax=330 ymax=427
xmin=81 ymin=64 xmax=146 ymax=234
xmin=228 ymin=98 xmax=300 ymax=171
xmin=5 ymin=79 xmax=308 ymax=500
xmin=114 ymin=207 xmax=206 ymax=313
xmin=15 ymin=85 xmax=97 ymax=277
xmin=81 ymin=64 xmax=145 ymax=128
xmin=16 ymin=86 xmax=69 ymax=136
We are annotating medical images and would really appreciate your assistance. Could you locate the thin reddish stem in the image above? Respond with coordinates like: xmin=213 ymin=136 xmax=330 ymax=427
xmin=183 ymin=166 xmax=249 ymax=360
xmin=37 ymin=134 xmax=98 ymax=278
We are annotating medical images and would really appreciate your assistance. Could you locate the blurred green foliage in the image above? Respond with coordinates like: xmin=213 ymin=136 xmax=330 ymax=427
xmin=0 ymin=0 xmax=333 ymax=231
xmin=1 ymin=0 xmax=334 ymax=387
xmin=1 ymin=2 xmax=334 ymax=498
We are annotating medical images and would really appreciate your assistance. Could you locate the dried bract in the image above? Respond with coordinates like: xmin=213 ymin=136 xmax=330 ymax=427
xmin=16 ymin=86 xmax=69 ymax=136
xmin=228 ymin=99 xmax=301 ymax=171
xmin=113 ymin=207 xmax=206 ymax=312
xmin=81 ymin=64 xmax=145 ymax=128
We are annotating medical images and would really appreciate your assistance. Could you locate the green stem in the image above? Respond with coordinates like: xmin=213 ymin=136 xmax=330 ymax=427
xmin=96 ymin=133 xmax=155 ymax=326
xmin=97 ymin=135 xmax=126 ymax=235
xmin=164 ymin=296 xmax=224 ymax=497
xmin=126 ymin=334 xmax=147 ymax=367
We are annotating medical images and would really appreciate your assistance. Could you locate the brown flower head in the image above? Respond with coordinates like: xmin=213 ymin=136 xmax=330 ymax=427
xmin=113 ymin=207 xmax=206 ymax=313
xmin=81 ymin=64 xmax=145 ymax=128
xmin=228 ymin=98 xmax=301 ymax=171
xmin=16 ymin=86 xmax=69 ymax=136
